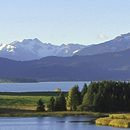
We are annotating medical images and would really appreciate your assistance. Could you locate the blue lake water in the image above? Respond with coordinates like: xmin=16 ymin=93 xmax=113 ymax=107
xmin=0 ymin=117 xmax=129 ymax=130
xmin=0 ymin=81 xmax=91 ymax=92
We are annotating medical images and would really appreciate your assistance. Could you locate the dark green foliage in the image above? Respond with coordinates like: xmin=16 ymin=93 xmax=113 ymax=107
xmin=81 ymin=83 xmax=88 ymax=101
xmin=8 ymin=78 xmax=38 ymax=83
xmin=53 ymin=92 xmax=67 ymax=111
xmin=47 ymin=96 xmax=55 ymax=111
xmin=0 ymin=92 xmax=68 ymax=97
xmin=82 ymin=81 xmax=98 ymax=106
xmin=77 ymin=104 xmax=94 ymax=111
xmin=58 ymin=92 xmax=66 ymax=111
xmin=36 ymin=98 xmax=45 ymax=112
xmin=82 ymin=80 xmax=130 ymax=112
xmin=53 ymin=97 xmax=59 ymax=111
xmin=67 ymin=85 xmax=82 ymax=111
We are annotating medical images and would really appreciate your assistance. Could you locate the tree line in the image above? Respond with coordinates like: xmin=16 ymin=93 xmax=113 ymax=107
xmin=36 ymin=83 xmax=87 ymax=112
xmin=36 ymin=80 xmax=130 ymax=112
xmin=36 ymin=92 xmax=66 ymax=112
xmin=0 ymin=78 xmax=38 ymax=83
xmin=82 ymin=80 xmax=130 ymax=112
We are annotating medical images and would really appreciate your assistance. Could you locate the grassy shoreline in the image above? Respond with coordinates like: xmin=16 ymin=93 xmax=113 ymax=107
xmin=95 ymin=113 xmax=130 ymax=128
xmin=0 ymin=108 xmax=107 ymax=117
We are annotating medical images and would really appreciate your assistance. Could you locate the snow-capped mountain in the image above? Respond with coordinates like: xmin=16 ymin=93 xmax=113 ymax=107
xmin=0 ymin=38 xmax=86 ymax=61
xmin=76 ymin=32 xmax=130 ymax=56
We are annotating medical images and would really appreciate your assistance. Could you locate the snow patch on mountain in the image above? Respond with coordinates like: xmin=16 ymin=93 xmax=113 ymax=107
xmin=0 ymin=43 xmax=6 ymax=51
xmin=73 ymin=49 xmax=79 ymax=54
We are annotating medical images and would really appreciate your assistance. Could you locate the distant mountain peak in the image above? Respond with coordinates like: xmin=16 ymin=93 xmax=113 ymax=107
xmin=19 ymin=39 xmax=24 ymax=43
xmin=113 ymin=33 xmax=130 ymax=43
xmin=116 ymin=32 xmax=130 ymax=39
xmin=120 ymin=32 xmax=130 ymax=36
xmin=18 ymin=38 xmax=41 ymax=43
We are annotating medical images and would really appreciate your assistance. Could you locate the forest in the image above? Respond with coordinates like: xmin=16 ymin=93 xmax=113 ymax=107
xmin=81 ymin=80 xmax=130 ymax=112
xmin=37 ymin=80 xmax=130 ymax=112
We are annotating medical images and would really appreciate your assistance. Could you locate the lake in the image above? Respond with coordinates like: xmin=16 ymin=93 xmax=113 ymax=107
xmin=0 ymin=81 xmax=91 ymax=92
xmin=0 ymin=116 xmax=128 ymax=130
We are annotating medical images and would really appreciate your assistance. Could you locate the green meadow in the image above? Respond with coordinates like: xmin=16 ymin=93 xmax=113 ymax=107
xmin=0 ymin=91 xmax=106 ymax=118
xmin=0 ymin=92 xmax=68 ymax=110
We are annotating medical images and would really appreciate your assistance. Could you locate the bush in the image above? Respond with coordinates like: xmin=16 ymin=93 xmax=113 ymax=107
xmin=55 ymin=88 xmax=61 ymax=92
xmin=77 ymin=104 xmax=94 ymax=111
xmin=123 ymin=115 xmax=127 ymax=119
xmin=110 ymin=115 xmax=114 ymax=119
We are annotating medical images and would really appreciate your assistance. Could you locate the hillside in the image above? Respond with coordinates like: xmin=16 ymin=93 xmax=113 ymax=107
xmin=0 ymin=47 xmax=130 ymax=81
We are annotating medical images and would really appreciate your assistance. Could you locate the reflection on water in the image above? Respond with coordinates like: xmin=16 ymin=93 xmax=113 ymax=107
xmin=0 ymin=117 xmax=128 ymax=130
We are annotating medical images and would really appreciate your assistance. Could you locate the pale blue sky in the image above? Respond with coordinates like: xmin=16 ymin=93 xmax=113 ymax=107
xmin=0 ymin=0 xmax=130 ymax=45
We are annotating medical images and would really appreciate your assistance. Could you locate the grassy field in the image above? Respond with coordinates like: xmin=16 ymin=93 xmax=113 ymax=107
xmin=0 ymin=92 xmax=68 ymax=110
xmin=0 ymin=92 xmax=108 ymax=118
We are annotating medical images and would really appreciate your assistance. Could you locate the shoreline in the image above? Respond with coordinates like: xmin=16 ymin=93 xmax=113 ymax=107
xmin=0 ymin=108 xmax=107 ymax=118
xmin=1 ymin=108 xmax=130 ymax=128
xmin=95 ymin=113 xmax=130 ymax=128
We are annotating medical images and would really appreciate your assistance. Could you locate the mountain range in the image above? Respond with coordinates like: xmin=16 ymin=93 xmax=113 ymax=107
xmin=0 ymin=32 xmax=130 ymax=81
xmin=1 ymin=33 xmax=130 ymax=61
xmin=0 ymin=38 xmax=86 ymax=61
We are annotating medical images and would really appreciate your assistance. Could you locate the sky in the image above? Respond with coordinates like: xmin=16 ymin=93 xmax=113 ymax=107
xmin=0 ymin=0 xmax=130 ymax=45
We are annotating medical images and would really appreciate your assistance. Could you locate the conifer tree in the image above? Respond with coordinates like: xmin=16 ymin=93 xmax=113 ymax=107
xmin=36 ymin=98 xmax=45 ymax=112
xmin=67 ymin=85 xmax=81 ymax=111
xmin=54 ymin=97 xmax=59 ymax=111
xmin=82 ymin=82 xmax=96 ymax=106
xmin=47 ymin=96 xmax=55 ymax=111
xmin=67 ymin=88 xmax=72 ymax=107
xmin=81 ymin=83 xmax=88 ymax=101
xmin=58 ymin=92 xmax=66 ymax=111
